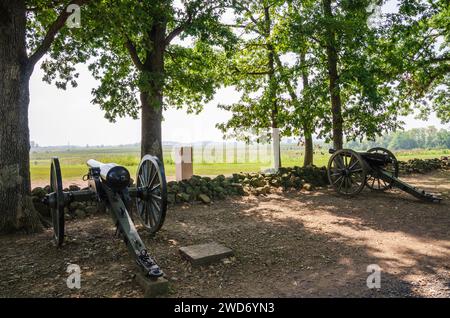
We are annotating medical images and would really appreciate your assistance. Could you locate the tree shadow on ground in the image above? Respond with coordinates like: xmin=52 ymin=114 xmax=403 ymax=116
xmin=0 ymin=172 xmax=448 ymax=297
xmin=158 ymin=191 xmax=449 ymax=297
xmin=281 ymin=181 xmax=450 ymax=242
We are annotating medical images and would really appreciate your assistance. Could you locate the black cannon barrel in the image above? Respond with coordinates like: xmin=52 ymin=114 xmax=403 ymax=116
xmin=87 ymin=159 xmax=130 ymax=190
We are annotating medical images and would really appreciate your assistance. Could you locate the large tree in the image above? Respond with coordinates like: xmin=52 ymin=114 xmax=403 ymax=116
xmin=292 ymin=0 xmax=402 ymax=149
xmin=217 ymin=0 xmax=290 ymax=168
xmin=381 ymin=0 xmax=449 ymax=123
xmin=0 ymin=0 xmax=89 ymax=233
xmin=43 ymin=0 xmax=234 ymax=160
xmin=274 ymin=0 xmax=329 ymax=165
xmin=321 ymin=0 xmax=344 ymax=149
xmin=218 ymin=0 xmax=395 ymax=164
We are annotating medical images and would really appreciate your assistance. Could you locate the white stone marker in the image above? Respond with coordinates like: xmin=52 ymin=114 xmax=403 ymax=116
xmin=175 ymin=146 xmax=193 ymax=181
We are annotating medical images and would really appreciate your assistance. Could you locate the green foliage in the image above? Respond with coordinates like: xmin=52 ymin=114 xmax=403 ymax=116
xmin=380 ymin=0 xmax=449 ymax=124
xmin=217 ymin=0 xmax=418 ymax=146
xmin=304 ymin=0 xmax=405 ymax=141
xmin=165 ymin=41 xmax=225 ymax=114
xmin=216 ymin=0 xmax=327 ymax=145
xmin=216 ymin=1 xmax=283 ymax=142
xmin=40 ymin=0 xmax=236 ymax=121
xmin=275 ymin=1 xmax=330 ymax=140
xmin=29 ymin=0 xmax=449 ymax=151
xmin=26 ymin=1 xmax=66 ymax=53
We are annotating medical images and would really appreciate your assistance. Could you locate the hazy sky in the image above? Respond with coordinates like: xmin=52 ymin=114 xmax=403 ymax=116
xmin=29 ymin=62 xmax=241 ymax=146
xmin=28 ymin=0 xmax=448 ymax=147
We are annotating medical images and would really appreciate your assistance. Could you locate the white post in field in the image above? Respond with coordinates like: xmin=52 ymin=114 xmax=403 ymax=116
xmin=272 ymin=127 xmax=280 ymax=171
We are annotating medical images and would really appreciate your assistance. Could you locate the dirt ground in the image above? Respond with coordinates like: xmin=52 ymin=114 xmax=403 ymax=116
xmin=1 ymin=171 xmax=449 ymax=298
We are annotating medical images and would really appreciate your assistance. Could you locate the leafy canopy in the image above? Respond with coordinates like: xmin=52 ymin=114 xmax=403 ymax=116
xmin=381 ymin=0 xmax=449 ymax=123
xmin=41 ymin=0 xmax=236 ymax=121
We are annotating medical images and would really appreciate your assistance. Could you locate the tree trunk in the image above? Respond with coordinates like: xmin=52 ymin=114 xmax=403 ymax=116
xmin=264 ymin=6 xmax=281 ymax=169
xmin=303 ymin=133 xmax=313 ymax=166
xmin=141 ymin=20 xmax=166 ymax=161
xmin=299 ymin=52 xmax=314 ymax=166
xmin=322 ymin=0 xmax=344 ymax=150
xmin=0 ymin=0 xmax=42 ymax=233
xmin=140 ymin=91 xmax=163 ymax=160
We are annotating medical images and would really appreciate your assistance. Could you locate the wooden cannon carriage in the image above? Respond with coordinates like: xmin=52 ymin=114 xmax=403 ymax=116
xmin=44 ymin=155 xmax=168 ymax=278
xmin=327 ymin=147 xmax=442 ymax=203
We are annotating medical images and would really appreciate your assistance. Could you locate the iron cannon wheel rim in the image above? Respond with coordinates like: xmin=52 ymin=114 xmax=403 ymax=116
xmin=327 ymin=149 xmax=367 ymax=196
xmin=135 ymin=155 xmax=168 ymax=235
xmin=50 ymin=157 xmax=65 ymax=246
xmin=366 ymin=147 xmax=399 ymax=191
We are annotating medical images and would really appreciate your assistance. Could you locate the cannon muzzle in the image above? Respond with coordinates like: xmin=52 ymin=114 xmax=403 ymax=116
xmin=87 ymin=159 xmax=130 ymax=191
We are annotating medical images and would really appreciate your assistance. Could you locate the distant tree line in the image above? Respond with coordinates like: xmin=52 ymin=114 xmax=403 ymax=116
xmin=346 ymin=127 xmax=450 ymax=150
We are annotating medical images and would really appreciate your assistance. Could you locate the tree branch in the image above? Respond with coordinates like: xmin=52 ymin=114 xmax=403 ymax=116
xmin=221 ymin=23 xmax=249 ymax=29
xmin=274 ymin=54 xmax=299 ymax=103
xmin=165 ymin=2 xmax=229 ymax=46
xmin=232 ymin=64 xmax=270 ymax=75
xmin=27 ymin=0 xmax=90 ymax=68
xmin=309 ymin=34 xmax=326 ymax=49
xmin=165 ymin=9 xmax=194 ymax=46
xmin=231 ymin=1 xmax=261 ymax=26
xmin=165 ymin=24 xmax=186 ymax=46
xmin=124 ymin=36 xmax=144 ymax=71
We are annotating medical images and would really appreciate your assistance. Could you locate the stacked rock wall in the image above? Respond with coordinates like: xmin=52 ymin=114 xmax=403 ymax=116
xmin=31 ymin=158 xmax=449 ymax=216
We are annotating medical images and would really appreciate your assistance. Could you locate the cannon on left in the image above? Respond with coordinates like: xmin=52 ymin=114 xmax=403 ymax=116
xmin=43 ymin=155 xmax=168 ymax=279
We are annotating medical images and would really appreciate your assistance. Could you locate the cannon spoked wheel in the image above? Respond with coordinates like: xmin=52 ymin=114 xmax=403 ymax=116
xmin=366 ymin=147 xmax=399 ymax=191
xmin=136 ymin=155 xmax=167 ymax=235
xmin=50 ymin=157 xmax=65 ymax=246
xmin=328 ymin=149 xmax=367 ymax=196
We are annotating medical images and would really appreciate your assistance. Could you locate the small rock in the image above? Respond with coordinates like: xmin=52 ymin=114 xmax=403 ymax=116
xmin=74 ymin=209 xmax=86 ymax=219
xmin=31 ymin=187 xmax=47 ymax=199
xmin=84 ymin=206 xmax=98 ymax=215
xmin=70 ymin=202 xmax=85 ymax=211
xmin=198 ymin=194 xmax=211 ymax=204
xmin=68 ymin=184 xmax=81 ymax=191
xmin=177 ymin=192 xmax=191 ymax=202
xmin=167 ymin=193 xmax=176 ymax=204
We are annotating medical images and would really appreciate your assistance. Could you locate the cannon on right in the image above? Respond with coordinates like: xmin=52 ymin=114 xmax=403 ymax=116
xmin=327 ymin=147 xmax=442 ymax=203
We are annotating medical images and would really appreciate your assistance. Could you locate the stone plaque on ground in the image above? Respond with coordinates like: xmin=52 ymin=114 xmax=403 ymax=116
xmin=179 ymin=242 xmax=233 ymax=266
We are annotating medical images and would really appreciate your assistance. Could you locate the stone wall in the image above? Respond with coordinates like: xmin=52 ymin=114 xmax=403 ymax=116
xmin=398 ymin=157 xmax=449 ymax=174
xmin=31 ymin=158 xmax=449 ymax=218
xmin=31 ymin=185 xmax=102 ymax=221
xmin=167 ymin=165 xmax=329 ymax=204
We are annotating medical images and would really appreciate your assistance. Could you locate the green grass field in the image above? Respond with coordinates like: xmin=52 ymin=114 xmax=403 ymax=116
xmin=30 ymin=145 xmax=449 ymax=184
